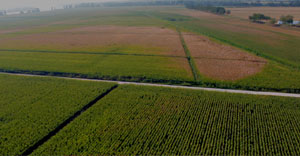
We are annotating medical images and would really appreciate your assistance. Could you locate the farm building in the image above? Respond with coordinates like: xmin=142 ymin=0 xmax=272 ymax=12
xmin=293 ymin=21 xmax=300 ymax=25
xmin=0 ymin=10 xmax=6 ymax=16
xmin=276 ymin=21 xmax=284 ymax=25
xmin=5 ymin=8 xmax=40 ymax=15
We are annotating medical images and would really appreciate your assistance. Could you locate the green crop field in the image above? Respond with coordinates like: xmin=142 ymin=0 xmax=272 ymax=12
xmin=0 ymin=74 xmax=116 ymax=155
xmin=0 ymin=51 xmax=193 ymax=82
xmin=31 ymin=85 xmax=300 ymax=155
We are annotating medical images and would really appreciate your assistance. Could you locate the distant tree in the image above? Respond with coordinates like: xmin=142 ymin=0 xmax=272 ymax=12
xmin=226 ymin=10 xmax=231 ymax=14
xmin=249 ymin=13 xmax=271 ymax=21
xmin=280 ymin=15 xmax=294 ymax=24
xmin=270 ymin=18 xmax=277 ymax=25
xmin=32 ymin=8 xmax=40 ymax=13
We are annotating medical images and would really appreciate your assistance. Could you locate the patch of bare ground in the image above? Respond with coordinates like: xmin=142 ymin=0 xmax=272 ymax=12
xmin=0 ymin=26 xmax=185 ymax=56
xmin=183 ymin=33 xmax=267 ymax=81
xmin=194 ymin=59 xmax=266 ymax=81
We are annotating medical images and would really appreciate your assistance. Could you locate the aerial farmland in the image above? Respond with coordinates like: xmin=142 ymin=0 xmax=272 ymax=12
xmin=0 ymin=0 xmax=300 ymax=155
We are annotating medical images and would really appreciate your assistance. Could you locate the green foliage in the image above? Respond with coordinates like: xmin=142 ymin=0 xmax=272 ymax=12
xmin=249 ymin=13 xmax=271 ymax=21
xmin=185 ymin=3 xmax=227 ymax=15
xmin=280 ymin=15 xmax=294 ymax=24
xmin=270 ymin=18 xmax=277 ymax=24
xmin=0 ymin=74 xmax=116 ymax=155
xmin=32 ymin=85 xmax=300 ymax=155
xmin=226 ymin=10 xmax=231 ymax=14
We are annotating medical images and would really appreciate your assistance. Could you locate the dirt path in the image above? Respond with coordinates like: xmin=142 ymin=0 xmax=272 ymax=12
xmin=0 ymin=72 xmax=299 ymax=98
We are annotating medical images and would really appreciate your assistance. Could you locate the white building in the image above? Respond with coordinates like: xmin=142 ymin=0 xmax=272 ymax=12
xmin=293 ymin=21 xmax=300 ymax=25
xmin=6 ymin=11 xmax=21 ymax=15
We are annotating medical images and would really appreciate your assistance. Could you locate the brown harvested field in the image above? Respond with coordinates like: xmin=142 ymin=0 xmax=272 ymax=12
xmin=183 ymin=33 xmax=267 ymax=80
xmin=227 ymin=7 xmax=300 ymax=20
xmin=0 ymin=26 xmax=185 ymax=56
xmin=195 ymin=58 xmax=266 ymax=81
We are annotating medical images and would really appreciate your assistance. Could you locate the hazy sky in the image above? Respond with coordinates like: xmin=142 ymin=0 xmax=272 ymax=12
xmin=0 ymin=0 xmax=118 ymax=11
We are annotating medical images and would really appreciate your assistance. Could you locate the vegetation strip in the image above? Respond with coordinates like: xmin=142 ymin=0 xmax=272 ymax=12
xmin=177 ymin=29 xmax=200 ymax=81
xmin=0 ymin=49 xmax=185 ymax=58
xmin=1 ymin=72 xmax=299 ymax=98
xmin=21 ymin=85 xmax=118 ymax=155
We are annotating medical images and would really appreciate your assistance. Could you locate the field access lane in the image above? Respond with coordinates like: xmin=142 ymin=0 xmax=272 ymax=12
xmin=1 ymin=72 xmax=299 ymax=98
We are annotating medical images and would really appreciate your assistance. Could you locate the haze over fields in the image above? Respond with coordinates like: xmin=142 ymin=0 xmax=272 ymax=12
xmin=0 ymin=0 xmax=117 ymax=10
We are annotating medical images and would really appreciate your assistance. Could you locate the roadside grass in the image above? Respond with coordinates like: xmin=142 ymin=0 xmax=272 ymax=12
xmin=0 ymin=74 xmax=116 ymax=155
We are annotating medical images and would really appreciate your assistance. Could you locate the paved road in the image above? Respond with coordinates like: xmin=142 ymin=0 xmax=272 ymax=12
xmin=1 ymin=72 xmax=300 ymax=98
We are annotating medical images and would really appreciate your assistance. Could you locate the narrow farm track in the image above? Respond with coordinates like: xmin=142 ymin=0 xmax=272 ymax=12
xmin=1 ymin=72 xmax=299 ymax=98
xmin=177 ymin=29 xmax=200 ymax=81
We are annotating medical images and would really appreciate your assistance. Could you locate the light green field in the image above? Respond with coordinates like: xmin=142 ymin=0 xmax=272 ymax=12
xmin=0 ymin=51 xmax=193 ymax=82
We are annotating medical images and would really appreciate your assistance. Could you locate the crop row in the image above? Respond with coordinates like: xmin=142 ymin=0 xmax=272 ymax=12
xmin=32 ymin=85 xmax=300 ymax=155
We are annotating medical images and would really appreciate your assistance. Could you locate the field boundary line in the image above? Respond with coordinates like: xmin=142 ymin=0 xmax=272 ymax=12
xmin=21 ymin=85 xmax=118 ymax=155
xmin=1 ymin=72 xmax=299 ymax=98
xmin=0 ymin=49 xmax=185 ymax=58
xmin=177 ymin=29 xmax=200 ymax=81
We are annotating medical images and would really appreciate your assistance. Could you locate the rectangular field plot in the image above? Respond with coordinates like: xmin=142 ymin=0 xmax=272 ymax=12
xmin=0 ymin=74 xmax=116 ymax=155
xmin=0 ymin=51 xmax=193 ymax=82
xmin=32 ymin=85 xmax=300 ymax=155
xmin=0 ymin=26 xmax=185 ymax=57
xmin=182 ymin=33 xmax=266 ymax=81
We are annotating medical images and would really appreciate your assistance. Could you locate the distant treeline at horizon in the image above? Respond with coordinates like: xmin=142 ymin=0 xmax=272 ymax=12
xmin=69 ymin=0 xmax=300 ymax=8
